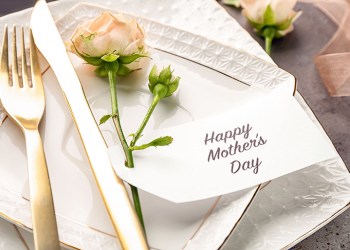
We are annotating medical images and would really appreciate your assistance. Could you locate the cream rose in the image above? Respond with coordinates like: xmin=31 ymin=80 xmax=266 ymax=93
xmin=67 ymin=12 xmax=147 ymax=77
xmin=68 ymin=12 xmax=145 ymax=58
xmin=241 ymin=0 xmax=300 ymax=24
xmin=240 ymin=0 xmax=301 ymax=54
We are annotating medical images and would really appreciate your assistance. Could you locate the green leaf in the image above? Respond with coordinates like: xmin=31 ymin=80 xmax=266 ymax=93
xmin=130 ymin=136 xmax=173 ymax=151
xmin=275 ymin=31 xmax=285 ymax=39
xmin=105 ymin=60 xmax=120 ymax=73
xmin=222 ymin=0 xmax=240 ymax=8
xmin=148 ymin=65 xmax=159 ymax=88
xmin=101 ymin=53 xmax=119 ymax=62
xmin=94 ymin=65 xmax=108 ymax=77
xmin=119 ymin=53 xmax=147 ymax=64
xmin=153 ymin=84 xmax=168 ymax=99
xmin=71 ymin=41 xmax=103 ymax=66
xmin=99 ymin=114 xmax=112 ymax=124
xmin=159 ymin=66 xmax=172 ymax=85
xmin=166 ymin=76 xmax=180 ymax=97
xmin=83 ymin=55 xmax=104 ymax=66
xmin=275 ymin=18 xmax=292 ymax=31
xmin=263 ymin=5 xmax=275 ymax=25
xmin=117 ymin=64 xmax=136 ymax=76
xmin=247 ymin=18 xmax=265 ymax=31
xmin=151 ymin=136 xmax=173 ymax=146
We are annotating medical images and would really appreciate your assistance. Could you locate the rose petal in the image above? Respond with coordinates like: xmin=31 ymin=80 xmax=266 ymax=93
xmin=68 ymin=12 xmax=145 ymax=58
xmin=271 ymin=0 xmax=297 ymax=23
xmin=240 ymin=0 xmax=271 ymax=23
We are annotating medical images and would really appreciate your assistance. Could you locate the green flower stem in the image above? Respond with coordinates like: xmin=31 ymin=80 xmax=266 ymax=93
xmin=108 ymin=70 xmax=133 ymax=165
xmin=263 ymin=26 xmax=276 ymax=55
xmin=130 ymin=185 xmax=145 ymax=229
xmin=107 ymin=70 xmax=145 ymax=231
xmin=130 ymin=95 xmax=161 ymax=147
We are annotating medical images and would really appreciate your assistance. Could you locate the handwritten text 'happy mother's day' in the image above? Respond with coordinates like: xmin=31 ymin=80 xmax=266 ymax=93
xmin=204 ymin=124 xmax=267 ymax=175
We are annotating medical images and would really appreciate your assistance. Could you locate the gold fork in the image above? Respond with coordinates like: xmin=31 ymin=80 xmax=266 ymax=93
xmin=0 ymin=25 xmax=60 ymax=250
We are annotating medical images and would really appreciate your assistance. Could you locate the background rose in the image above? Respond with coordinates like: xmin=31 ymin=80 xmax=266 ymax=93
xmin=240 ymin=0 xmax=301 ymax=54
xmin=241 ymin=0 xmax=300 ymax=28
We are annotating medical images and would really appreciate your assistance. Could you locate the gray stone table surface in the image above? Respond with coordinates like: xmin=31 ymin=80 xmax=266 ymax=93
xmin=0 ymin=0 xmax=56 ymax=16
xmin=219 ymin=1 xmax=350 ymax=249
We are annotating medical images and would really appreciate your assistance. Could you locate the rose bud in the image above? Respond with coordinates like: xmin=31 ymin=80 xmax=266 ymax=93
xmin=148 ymin=65 xmax=180 ymax=99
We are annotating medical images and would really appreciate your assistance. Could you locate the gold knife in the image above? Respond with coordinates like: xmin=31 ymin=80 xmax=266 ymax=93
xmin=30 ymin=1 xmax=148 ymax=249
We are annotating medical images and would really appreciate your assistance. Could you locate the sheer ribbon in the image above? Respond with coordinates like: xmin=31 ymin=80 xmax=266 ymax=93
xmin=309 ymin=0 xmax=350 ymax=96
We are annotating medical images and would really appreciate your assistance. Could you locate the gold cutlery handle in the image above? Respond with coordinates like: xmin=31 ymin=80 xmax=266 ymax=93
xmin=24 ymin=129 xmax=60 ymax=250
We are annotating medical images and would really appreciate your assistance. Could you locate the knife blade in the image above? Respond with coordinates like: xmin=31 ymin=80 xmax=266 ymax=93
xmin=30 ymin=1 xmax=148 ymax=249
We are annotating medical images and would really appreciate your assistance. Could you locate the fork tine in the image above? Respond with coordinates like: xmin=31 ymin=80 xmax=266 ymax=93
xmin=20 ymin=27 xmax=29 ymax=88
xmin=0 ymin=25 xmax=9 ymax=86
xmin=12 ymin=25 xmax=20 ymax=88
xmin=29 ymin=29 xmax=41 ymax=89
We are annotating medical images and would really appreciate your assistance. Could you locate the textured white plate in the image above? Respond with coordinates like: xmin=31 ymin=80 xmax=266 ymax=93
xmin=0 ymin=1 xmax=349 ymax=249
xmin=0 ymin=2 xmax=297 ymax=250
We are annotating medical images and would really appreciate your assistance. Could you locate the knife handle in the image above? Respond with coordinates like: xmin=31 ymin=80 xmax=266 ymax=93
xmin=64 ymin=71 xmax=149 ymax=249
xmin=31 ymin=1 xmax=149 ymax=246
